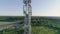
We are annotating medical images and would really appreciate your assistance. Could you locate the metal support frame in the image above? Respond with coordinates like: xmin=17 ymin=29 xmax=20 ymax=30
xmin=23 ymin=0 xmax=32 ymax=34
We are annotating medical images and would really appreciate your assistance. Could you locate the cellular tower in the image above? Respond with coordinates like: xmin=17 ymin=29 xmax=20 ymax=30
xmin=23 ymin=0 xmax=32 ymax=34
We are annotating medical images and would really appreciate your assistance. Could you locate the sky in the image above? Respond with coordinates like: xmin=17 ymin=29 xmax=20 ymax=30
xmin=0 ymin=0 xmax=60 ymax=16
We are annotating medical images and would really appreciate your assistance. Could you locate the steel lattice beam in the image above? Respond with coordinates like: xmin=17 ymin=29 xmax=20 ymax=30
xmin=23 ymin=0 xmax=32 ymax=34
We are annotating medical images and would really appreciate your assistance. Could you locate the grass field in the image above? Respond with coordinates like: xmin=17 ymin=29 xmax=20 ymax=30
xmin=0 ymin=16 xmax=60 ymax=34
xmin=0 ymin=26 xmax=60 ymax=34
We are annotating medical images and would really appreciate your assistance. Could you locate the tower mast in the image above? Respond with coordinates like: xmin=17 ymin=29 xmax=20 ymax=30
xmin=23 ymin=0 xmax=32 ymax=34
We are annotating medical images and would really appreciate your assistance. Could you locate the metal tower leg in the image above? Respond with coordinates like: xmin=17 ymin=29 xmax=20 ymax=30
xmin=23 ymin=0 xmax=32 ymax=34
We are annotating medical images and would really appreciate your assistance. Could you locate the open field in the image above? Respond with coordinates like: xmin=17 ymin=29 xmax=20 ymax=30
xmin=0 ymin=22 xmax=16 ymax=25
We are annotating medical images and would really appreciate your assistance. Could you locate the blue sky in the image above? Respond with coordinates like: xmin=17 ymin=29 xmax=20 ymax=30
xmin=0 ymin=0 xmax=60 ymax=16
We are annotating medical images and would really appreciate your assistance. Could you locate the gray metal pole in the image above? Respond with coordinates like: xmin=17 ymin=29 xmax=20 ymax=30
xmin=23 ymin=0 xmax=32 ymax=34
